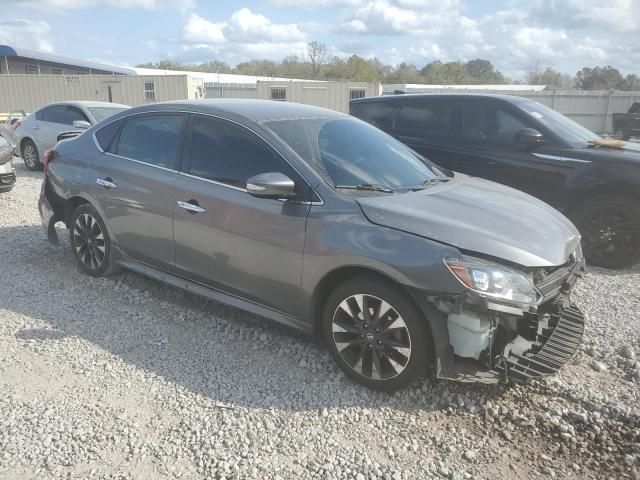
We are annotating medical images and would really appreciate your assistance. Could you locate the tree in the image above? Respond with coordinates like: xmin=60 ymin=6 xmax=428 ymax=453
xmin=421 ymin=60 xmax=468 ymax=84
xmin=575 ymin=66 xmax=626 ymax=90
xmin=306 ymin=41 xmax=327 ymax=79
xmin=622 ymin=74 xmax=640 ymax=91
xmin=384 ymin=62 xmax=422 ymax=84
xmin=525 ymin=65 xmax=570 ymax=88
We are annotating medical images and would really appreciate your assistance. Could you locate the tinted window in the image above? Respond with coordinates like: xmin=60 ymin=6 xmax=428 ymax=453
xmin=519 ymin=101 xmax=599 ymax=147
xmin=188 ymin=115 xmax=303 ymax=193
xmin=464 ymin=101 xmax=531 ymax=144
xmin=95 ymin=119 xmax=123 ymax=151
xmin=351 ymin=101 xmax=396 ymax=131
xmin=39 ymin=105 xmax=67 ymax=123
xmin=267 ymin=117 xmax=443 ymax=191
xmin=64 ymin=106 xmax=90 ymax=126
xmin=394 ymin=100 xmax=463 ymax=137
xmin=112 ymin=114 xmax=184 ymax=169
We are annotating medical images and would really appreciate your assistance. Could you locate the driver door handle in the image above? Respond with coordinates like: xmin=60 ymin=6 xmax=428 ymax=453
xmin=96 ymin=177 xmax=118 ymax=189
xmin=177 ymin=200 xmax=206 ymax=214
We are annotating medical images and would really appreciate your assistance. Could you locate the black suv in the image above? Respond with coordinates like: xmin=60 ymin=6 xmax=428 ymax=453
xmin=351 ymin=94 xmax=640 ymax=269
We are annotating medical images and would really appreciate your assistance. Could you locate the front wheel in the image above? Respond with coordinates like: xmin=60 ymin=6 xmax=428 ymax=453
xmin=69 ymin=203 xmax=118 ymax=276
xmin=322 ymin=276 xmax=432 ymax=391
xmin=571 ymin=195 xmax=640 ymax=269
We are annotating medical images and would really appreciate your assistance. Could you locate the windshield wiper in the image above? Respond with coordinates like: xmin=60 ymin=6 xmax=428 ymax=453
xmin=334 ymin=183 xmax=395 ymax=193
xmin=422 ymin=176 xmax=451 ymax=186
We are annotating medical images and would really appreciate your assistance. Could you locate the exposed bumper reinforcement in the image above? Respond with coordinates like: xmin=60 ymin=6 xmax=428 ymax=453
xmin=496 ymin=302 xmax=585 ymax=382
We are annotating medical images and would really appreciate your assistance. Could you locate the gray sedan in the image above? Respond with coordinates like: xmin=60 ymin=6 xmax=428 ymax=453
xmin=16 ymin=101 xmax=129 ymax=171
xmin=39 ymin=100 xmax=585 ymax=390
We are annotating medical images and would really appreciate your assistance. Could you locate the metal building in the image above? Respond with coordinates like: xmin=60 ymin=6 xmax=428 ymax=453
xmin=0 ymin=45 xmax=134 ymax=76
xmin=257 ymin=81 xmax=381 ymax=113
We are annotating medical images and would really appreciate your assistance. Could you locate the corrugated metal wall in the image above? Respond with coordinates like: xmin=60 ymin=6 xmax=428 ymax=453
xmin=204 ymin=83 xmax=257 ymax=99
xmin=0 ymin=74 xmax=189 ymax=112
xmin=382 ymin=87 xmax=640 ymax=133
xmin=256 ymin=81 xmax=381 ymax=113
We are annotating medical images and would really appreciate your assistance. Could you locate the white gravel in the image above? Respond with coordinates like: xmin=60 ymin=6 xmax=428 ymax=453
xmin=1 ymin=161 xmax=638 ymax=479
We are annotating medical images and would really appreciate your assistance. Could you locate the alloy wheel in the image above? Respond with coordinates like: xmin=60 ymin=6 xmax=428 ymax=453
xmin=24 ymin=145 xmax=36 ymax=169
xmin=332 ymin=294 xmax=411 ymax=380
xmin=73 ymin=213 xmax=106 ymax=269
xmin=579 ymin=206 xmax=636 ymax=266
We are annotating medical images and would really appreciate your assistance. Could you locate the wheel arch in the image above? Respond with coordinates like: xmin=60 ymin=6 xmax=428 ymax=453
xmin=19 ymin=136 xmax=35 ymax=155
xmin=566 ymin=182 xmax=640 ymax=216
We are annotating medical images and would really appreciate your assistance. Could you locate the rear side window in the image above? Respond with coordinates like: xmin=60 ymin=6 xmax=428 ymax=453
xmin=351 ymin=101 xmax=396 ymax=131
xmin=394 ymin=100 xmax=463 ymax=137
xmin=187 ymin=115 xmax=306 ymax=196
xmin=111 ymin=114 xmax=185 ymax=170
xmin=95 ymin=119 xmax=123 ymax=151
xmin=38 ymin=105 xmax=67 ymax=123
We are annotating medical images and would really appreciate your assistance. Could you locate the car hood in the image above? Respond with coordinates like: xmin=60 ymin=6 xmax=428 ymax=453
xmin=356 ymin=174 xmax=581 ymax=267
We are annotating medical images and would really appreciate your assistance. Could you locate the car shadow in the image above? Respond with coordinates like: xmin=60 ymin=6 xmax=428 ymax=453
xmin=0 ymin=222 xmax=505 ymax=413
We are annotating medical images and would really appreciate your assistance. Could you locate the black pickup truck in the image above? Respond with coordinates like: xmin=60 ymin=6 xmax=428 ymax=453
xmin=612 ymin=102 xmax=640 ymax=140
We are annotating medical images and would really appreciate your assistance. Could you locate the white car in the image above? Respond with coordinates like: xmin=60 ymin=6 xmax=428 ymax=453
xmin=15 ymin=101 xmax=130 ymax=170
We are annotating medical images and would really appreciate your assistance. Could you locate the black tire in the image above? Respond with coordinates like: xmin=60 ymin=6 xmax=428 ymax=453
xmin=69 ymin=203 xmax=118 ymax=276
xmin=322 ymin=275 xmax=432 ymax=391
xmin=21 ymin=139 xmax=42 ymax=171
xmin=570 ymin=195 xmax=640 ymax=269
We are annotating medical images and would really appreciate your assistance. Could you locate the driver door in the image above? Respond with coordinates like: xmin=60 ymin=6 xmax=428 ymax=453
xmin=172 ymin=114 xmax=312 ymax=316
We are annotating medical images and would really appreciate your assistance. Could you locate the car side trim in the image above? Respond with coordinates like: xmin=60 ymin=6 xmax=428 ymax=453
xmin=110 ymin=244 xmax=312 ymax=334
xmin=178 ymin=171 xmax=248 ymax=193
xmin=103 ymin=152 xmax=178 ymax=173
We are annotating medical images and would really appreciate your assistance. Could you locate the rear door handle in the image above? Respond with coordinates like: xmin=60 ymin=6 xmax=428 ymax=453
xmin=177 ymin=200 xmax=206 ymax=214
xmin=96 ymin=177 xmax=118 ymax=189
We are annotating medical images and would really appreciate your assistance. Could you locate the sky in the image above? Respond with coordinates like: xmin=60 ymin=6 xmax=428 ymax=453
xmin=0 ymin=0 xmax=639 ymax=80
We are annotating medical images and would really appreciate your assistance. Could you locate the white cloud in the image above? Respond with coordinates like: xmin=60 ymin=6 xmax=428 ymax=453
xmin=10 ymin=0 xmax=194 ymax=9
xmin=264 ymin=0 xmax=362 ymax=6
xmin=0 ymin=19 xmax=53 ymax=52
xmin=179 ymin=8 xmax=307 ymax=64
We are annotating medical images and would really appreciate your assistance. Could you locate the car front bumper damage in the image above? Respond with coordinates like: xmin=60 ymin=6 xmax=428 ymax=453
xmin=428 ymin=258 xmax=585 ymax=384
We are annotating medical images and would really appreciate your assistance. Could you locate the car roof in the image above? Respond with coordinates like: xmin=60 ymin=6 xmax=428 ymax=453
xmin=127 ymin=99 xmax=348 ymax=123
xmin=39 ymin=101 xmax=131 ymax=110
xmin=350 ymin=93 xmax=532 ymax=104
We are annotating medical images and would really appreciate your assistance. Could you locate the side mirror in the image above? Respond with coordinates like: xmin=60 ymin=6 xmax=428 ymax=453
xmin=515 ymin=128 xmax=545 ymax=147
xmin=246 ymin=172 xmax=295 ymax=199
xmin=72 ymin=120 xmax=91 ymax=130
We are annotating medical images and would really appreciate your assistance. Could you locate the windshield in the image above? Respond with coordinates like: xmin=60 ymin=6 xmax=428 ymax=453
xmin=87 ymin=107 xmax=128 ymax=122
xmin=266 ymin=117 xmax=443 ymax=192
xmin=519 ymin=101 xmax=600 ymax=147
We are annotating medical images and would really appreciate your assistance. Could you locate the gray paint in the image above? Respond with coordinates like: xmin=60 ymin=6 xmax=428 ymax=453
xmin=43 ymin=99 xmax=580 ymax=333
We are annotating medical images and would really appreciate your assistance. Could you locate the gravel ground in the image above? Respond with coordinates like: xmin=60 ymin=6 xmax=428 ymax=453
xmin=0 ymin=161 xmax=638 ymax=480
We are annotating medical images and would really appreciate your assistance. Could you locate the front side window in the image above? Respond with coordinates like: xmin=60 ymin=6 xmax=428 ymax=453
xmin=266 ymin=117 xmax=442 ymax=191
xmin=187 ymin=115 xmax=303 ymax=194
xmin=64 ymin=106 xmax=90 ymax=126
xmin=519 ymin=101 xmax=599 ymax=147
xmin=111 ymin=114 xmax=184 ymax=169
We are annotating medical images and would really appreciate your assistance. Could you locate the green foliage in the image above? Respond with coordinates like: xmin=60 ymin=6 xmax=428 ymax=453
xmin=575 ymin=66 xmax=626 ymax=90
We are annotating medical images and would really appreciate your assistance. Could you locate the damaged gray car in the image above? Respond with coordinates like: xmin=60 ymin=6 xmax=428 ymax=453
xmin=39 ymin=100 xmax=585 ymax=391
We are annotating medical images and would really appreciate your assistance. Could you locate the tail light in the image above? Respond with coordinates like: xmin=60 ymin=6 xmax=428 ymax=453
xmin=11 ymin=120 xmax=22 ymax=131
xmin=43 ymin=149 xmax=56 ymax=172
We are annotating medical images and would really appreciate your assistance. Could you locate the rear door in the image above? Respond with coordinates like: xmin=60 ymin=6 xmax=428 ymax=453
xmin=172 ymin=114 xmax=311 ymax=316
xmin=390 ymin=97 xmax=465 ymax=172
xmin=92 ymin=112 xmax=186 ymax=270
xmin=33 ymin=105 xmax=68 ymax=151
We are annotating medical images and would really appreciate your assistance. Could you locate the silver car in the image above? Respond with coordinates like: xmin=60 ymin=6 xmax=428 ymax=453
xmin=16 ymin=101 xmax=129 ymax=171
xmin=39 ymin=100 xmax=586 ymax=391
xmin=0 ymin=136 xmax=15 ymax=192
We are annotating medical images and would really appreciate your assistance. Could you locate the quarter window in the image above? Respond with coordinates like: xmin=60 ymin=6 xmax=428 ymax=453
xmin=270 ymin=87 xmax=286 ymax=101
xmin=95 ymin=119 xmax=123 ymax=151
xmin=112 ymin=114 xmax=185 ymax=170
xmin=187 ymin=115 xmax=304 ymax=195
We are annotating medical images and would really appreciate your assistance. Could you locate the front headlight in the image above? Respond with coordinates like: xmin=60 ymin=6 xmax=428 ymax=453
xmin=445 ymin=256 xmax=537 ymax=305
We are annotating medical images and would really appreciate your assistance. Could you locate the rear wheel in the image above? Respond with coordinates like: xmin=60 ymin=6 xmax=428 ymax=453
xmin=22 ymin=140 xmax=42 ymax=171
xmin=322 ymin=276 xmax=432 ymax=391
xmin=69 ymin=203 xmax=118 ymax=276
xmin=571 ymin=195 xmax=640 ymax=269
